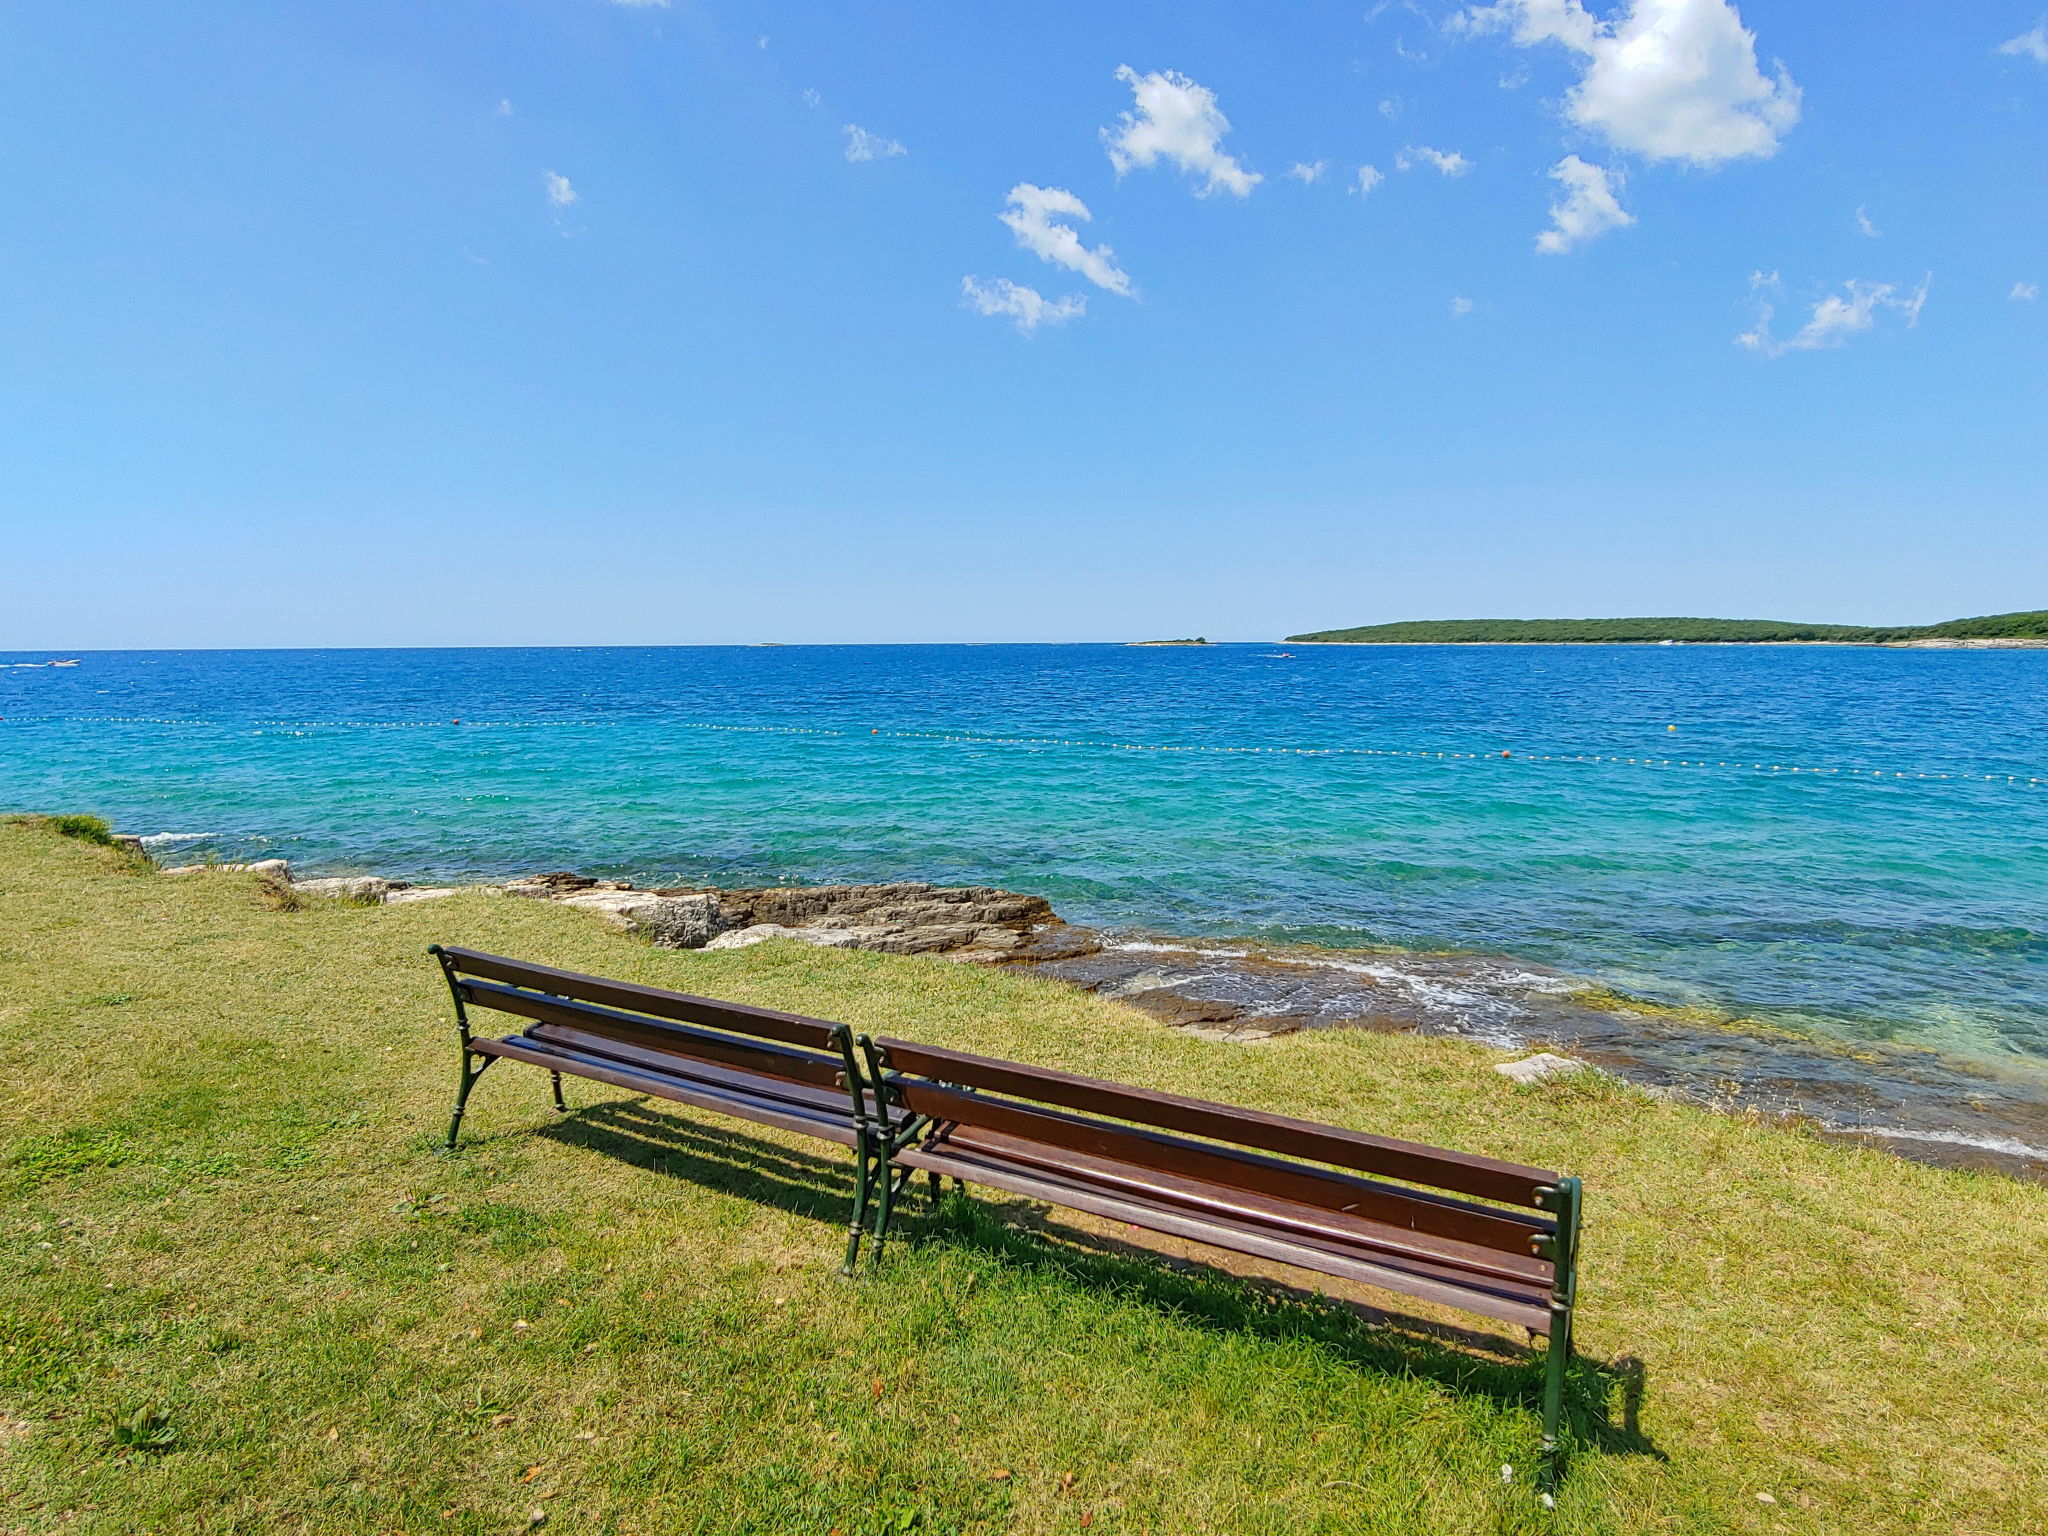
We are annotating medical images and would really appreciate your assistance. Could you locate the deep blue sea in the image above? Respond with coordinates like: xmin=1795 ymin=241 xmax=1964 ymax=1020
xmin=6 ymin=643 xmax=2047 ymax=1079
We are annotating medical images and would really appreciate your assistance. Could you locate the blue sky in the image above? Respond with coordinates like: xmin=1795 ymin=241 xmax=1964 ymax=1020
xmin=2 ymin=1 xmax=2044 ymax=646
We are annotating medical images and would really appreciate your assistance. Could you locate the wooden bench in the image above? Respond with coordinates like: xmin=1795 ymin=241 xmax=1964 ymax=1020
xmin=429 ymin=945 xmax=888 ymax=1270
xmin=855 ymin=1034 xmax=1585 ymax=1478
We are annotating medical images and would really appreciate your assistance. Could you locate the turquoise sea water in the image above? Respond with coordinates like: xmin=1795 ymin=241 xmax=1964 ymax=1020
xmin=5 ymin=644 xmax=2047 ymax=1077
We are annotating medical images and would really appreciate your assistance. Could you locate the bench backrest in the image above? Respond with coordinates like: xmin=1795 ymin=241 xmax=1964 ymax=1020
xmin=871 ymin=1036 xmax=1559 ymax=1258
xmin=434 ymin=945 xmax=854 ymax=1094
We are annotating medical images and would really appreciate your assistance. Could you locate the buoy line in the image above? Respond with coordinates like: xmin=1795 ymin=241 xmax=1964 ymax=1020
xmin=2 ymin=714 xmax=2043 ymax=787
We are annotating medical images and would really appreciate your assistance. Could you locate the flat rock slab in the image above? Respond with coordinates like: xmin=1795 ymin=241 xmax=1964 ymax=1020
xmin=1495 ymin=1053 xmax=1586 ymax=1084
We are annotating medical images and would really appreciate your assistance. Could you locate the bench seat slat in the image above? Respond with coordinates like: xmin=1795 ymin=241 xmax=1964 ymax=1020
xmin=896 ymin=1139 xmax=1553 ymax=1332
xmin=523 ymin=1023 xmax=865 ymax=1118
xmin=520 ymin=1024 xmax=872 ymax=1122
xmin=875 ymin=1037 xmax=1556 ymax=1209
xmin=470 ymin=1035 xmax=860 ymax=1147
xmin=896 ymin=1080 xmax=1550 ymax=1257
xmin=935 ymin=1124 xmax=1552 ymax=1289
xmin=440 ymin=946 xmax=842 ymax=1051
xmin=459 ymin=980 xmax=848 ymax=1092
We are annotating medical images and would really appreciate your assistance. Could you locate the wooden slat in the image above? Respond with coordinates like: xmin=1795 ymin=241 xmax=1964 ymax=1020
xmin=875 ymin=1037 xmax=1555 ymax=1207
xmin=459 ymin=981 xmax=846 ymax=1092
xmin=895 ymin=1140 xmax=1552 ymax=1332
xmin=939 ymin=1125 xmax=1551 ymax=1288
xmin=896 ymin=1081 xmax=1546 ymax=1256
xmin=527 ymin=1022 xmax=871 ymax=1119
xmin=470 ymin=1035 xmax=860 ymax=1147
xmin=439 ymin=946 xmax=842 ymax=1050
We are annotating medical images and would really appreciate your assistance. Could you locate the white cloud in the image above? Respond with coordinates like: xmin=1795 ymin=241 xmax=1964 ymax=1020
xmin=1379 ymin=97 xmax=1403 ymax=118
xmin=1287 ymin=160 xmax=1328 ymax=183
xmin=609 ymin=0 xmax=669 ymax=7
xmin=1450 ymin=296 xmax=1476 ymax=316
xmin=1535 ymin=155 xmax=1633 ymax=252
xmin=1998 ymin=20 xmax=2048 ymax=63
xmin=1102 ymin=66 xmax=1262 ymax=197
xmin=1854 ymin=205 xmax=1880 ymax=238
xmin=758 ymin=34 xmax=769 ymax=49
xmin=843 ymin=125 xmax=906 ymax=162
xmin=1737 ymin=275 xmax=1930 ymax=358
xmin=542 ymin=170 xmax=578 ymax=207
xmin=802 ymin=88 xmax=822 ymax=109
xmin=2013 ymin=281 xmax=2040 ymax=301
xmin=496 ymin=98 xmax=514 ymax=117
xmin=998 ymin=184 xmax=1132 ymax=295
xmin=1460 ymin=0 xmax=1800 ymax=166
xmin=1356 ymin=164 xmax=1386 ymax=196
xmin=961 ymin=277 xmax=1087 ymax=334
xmin=1397 ymin=144 xmax=1473 ymax=176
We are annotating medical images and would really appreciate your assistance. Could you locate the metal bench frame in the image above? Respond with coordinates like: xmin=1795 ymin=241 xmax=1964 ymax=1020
xmin=428 ymin=947 xmax=1585 ymax=1482
xmin=431 ymin=944 xmax=891 ymax=1270
xmin=852 ymin=1032 xmax=1584 ymax=1484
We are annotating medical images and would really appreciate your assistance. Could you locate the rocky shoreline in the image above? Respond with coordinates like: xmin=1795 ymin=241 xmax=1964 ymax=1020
xmin=139 ymin=845 xmax=2048 ymax=1181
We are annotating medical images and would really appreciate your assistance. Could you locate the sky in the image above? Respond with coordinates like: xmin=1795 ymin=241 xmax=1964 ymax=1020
xmin=1 ymin=0 xmax=2045 ymax=647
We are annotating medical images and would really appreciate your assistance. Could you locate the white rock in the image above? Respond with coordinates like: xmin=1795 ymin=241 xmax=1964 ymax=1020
xmin=557 ymin=891 xmax=724 ymax=949
xmin=704 ymin=923 xmax=790 ymax=950
xmin=1495 ymin=1052 xmax=1586 ymax=1085
xmin=383 ymin=886 xmax=463 ymax=905
xmin=704 ymin=923 xmax=867 ymax=951
xmin=292 ymin=876 xmax=395 ymax=902
xmin=161 ymin=859 xmax=291 ymax=883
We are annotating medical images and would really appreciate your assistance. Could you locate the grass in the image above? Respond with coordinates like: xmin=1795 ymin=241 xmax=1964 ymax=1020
xmin=1283 ymin=611 xmax=2048 ymax=644
xmin=0 ymin=820 xmax=2044 ymax=1534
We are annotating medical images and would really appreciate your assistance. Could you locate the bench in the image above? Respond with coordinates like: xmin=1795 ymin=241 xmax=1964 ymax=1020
xmin=855 ymin=1034 xmax=1585 ymax=1478
xmin=427 ymin=948 xmax=1587 ymax=1478
xmin=429 ymin=945 xmax=888 ymax=1270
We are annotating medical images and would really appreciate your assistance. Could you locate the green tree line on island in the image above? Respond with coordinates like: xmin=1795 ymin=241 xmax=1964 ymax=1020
xmin=1285 ymin=610 xmax=2048 ymax=644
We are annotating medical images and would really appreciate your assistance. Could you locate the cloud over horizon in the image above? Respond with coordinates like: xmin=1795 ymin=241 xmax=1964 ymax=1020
xmin=1536 ymin=156 xmax=1633 ymax=252
xmin=961 ymin=276 xmax=1087 ymax=334
xmin=843 ymin=125 xmax=906 ymax=162
xmin=998 ymin=184 xmax=1132 ymax=295
xmin=1397 ymin=145 xmax=1474 ymax=177
xmin=1102 ymin=66 xmax=1262 ymax=197
xmin=1738 ymin=273 xmax=1930 ymax=357
xmin=1460 ymin=0 xmax=1801 ymax=166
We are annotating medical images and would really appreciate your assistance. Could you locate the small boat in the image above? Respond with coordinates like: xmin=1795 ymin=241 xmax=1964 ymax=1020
xmin=50 ymin=658 xmax=80 ymax=666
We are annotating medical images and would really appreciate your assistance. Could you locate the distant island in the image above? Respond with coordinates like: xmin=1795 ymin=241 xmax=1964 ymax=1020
xmin=1285 ymin=611 xmax=2048 ymax=646
xmin=1128 ymin=637 xmax=1210 ymax=647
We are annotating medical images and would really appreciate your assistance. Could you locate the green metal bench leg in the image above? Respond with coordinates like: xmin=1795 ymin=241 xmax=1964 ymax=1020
xmin=870 ymin=1160 xmax=902 ymax=1267
xmin=1538 ymin=1307 xmax=1571 ymax=1491
xmin=445 ymin=1054 xmax=495 ymax=1150
xmin=1534 ymin=1174 xmax=1583 ymax=1497
xmin=843 ymin=1129 xmax=876 ymax=1275
xmin=550 ymin=1070 xmax=568 ymax=1113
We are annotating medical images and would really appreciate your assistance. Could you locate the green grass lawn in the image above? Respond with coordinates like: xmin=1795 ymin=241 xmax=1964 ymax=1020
xmin=1 ymin=819 xmax=2044 ymax=1534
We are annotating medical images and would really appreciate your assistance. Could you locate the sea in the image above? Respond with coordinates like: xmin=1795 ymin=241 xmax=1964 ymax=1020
xmin=5 ymin=643 xmax=2046 ymax=1170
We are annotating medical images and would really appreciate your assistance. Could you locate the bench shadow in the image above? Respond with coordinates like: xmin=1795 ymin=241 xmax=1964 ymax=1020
xmin=531 ymin=1095 xmax=857 ymax=1228
xmin=523 ymin=1095 xmax=1660 ymax=1474
xmin=904 ymin=1189 xmax=1665 ymax=1472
